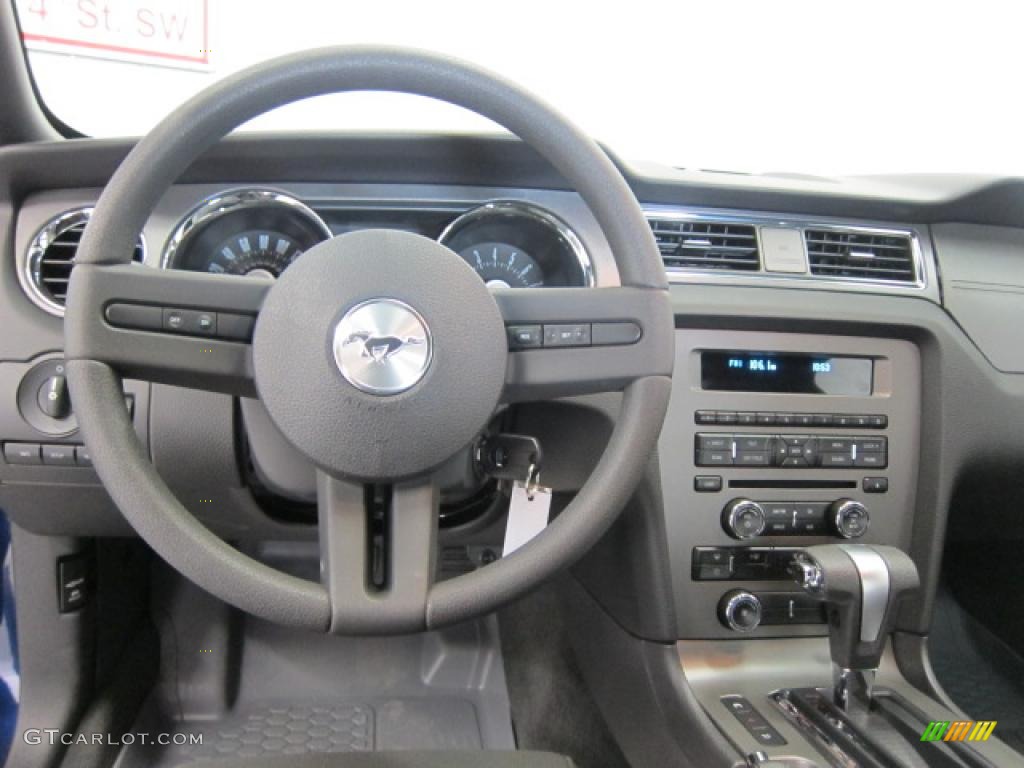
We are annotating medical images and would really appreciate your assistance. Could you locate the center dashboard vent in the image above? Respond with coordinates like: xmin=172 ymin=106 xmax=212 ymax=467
xmin=804 ymin=229 xmax=917 ymax=284
xmin=23 ymin=208 xmax=146 ymax=315
xmin=649 ymin=218 xmax=760 ymax=272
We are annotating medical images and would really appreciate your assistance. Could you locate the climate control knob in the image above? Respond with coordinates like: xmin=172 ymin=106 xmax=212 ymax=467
xmin=722 ymin=498 xmax=766 ymax=539
xmin=829 ymin=499 xmax=870 ymax=539
xmin=719 ymin=590 xmax=762 ymax=632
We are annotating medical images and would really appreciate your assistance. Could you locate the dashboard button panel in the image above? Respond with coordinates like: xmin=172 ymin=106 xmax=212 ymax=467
xmin=695 ymin=433 xmax=887 ymax=469
xmin=3 ymin=442 xmax=93 ymax=468
xmin=3 ymin=442 xmax=41 ymax=465
xmin=695 ymin=410 xmax=887 ymax=429
xmin=721 ymin=695 xmax=788 ymax=746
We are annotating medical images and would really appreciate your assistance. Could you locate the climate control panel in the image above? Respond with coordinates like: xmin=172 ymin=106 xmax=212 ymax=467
xmin=721 ymin=498 xmax=869 ymax=539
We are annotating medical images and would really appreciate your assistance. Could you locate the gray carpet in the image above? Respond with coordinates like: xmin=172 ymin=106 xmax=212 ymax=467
xmin=929 ymin=586 xmax=1024 ymax=754
xmin=498 ymin=584 xmax=627 ymax=768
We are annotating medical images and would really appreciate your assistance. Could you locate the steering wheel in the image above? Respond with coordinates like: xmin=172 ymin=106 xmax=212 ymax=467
xmin=64 ymin=47 xmax=674 ymax=635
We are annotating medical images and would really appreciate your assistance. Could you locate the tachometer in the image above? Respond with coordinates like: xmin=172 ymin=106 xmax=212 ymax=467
xmin=163 ymin=188 xmax=331 ymax=276
xmin=206 ymin=229 xmax=304 ymax=278
xmin=459 ymin=242 xmax=544 ymax=288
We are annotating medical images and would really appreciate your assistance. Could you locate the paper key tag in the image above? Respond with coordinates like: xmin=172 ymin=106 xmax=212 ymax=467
xmin=502 ymin=481 xmax=552 ymax=556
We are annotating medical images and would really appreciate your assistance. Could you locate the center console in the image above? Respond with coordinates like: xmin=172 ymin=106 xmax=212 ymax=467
xmin=659 ymin=330 xmax=921 ymax=639
xmin=659 ymin=331 xmax=1024 ymax=765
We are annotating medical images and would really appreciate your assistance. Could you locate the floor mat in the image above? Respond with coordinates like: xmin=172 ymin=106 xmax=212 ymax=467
xmin=929 ymin=586 xmax=1024 ymax=754
xmin=117 ymin=697 xmax=483 ymax=767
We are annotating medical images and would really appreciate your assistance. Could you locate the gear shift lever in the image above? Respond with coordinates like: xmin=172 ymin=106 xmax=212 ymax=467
xmin=790 ymin=544 xmax=919 ymax=713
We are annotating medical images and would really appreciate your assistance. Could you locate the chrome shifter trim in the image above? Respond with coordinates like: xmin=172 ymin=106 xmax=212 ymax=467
xmin=839 ymin=545 xmax=890 ymax=643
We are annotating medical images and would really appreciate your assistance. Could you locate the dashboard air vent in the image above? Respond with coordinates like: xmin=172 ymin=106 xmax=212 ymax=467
xmin=805 ymin=229 xmax=917 ymax=283
xmin=24 ymin=208 xmax=145 ymax=315
xmin=649 ymin=218 xmax=760 ymax=271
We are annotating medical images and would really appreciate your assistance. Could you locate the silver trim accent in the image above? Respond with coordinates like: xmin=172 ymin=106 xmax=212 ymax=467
xmin=724 ymin=499 xmax=766 ymax=540
xmin=722 ymin=591 xmax=762 ymax=633
xmin=438 ymin=200 xmax=595 ymax=287
xmin=832 ymin=499 xmax=870 ymax=539
xmin=161 ymin=187 xmax=333 ymax=270
xmin=643 ymin=205 xmax=933 ymax=298
xmin=839 ymin=544 xmax=890 ymax=644
xmin=332 ymin=299 xmax=433 ymax=396
xmin=20 ymin=207 xmax=147 ymax=318
xmin=771 ymin=688 xmax=865 ymax=765
xmin=832 ymin=666 xmax=876 ymax=713
xmin=791 ymin=552 xmax=826 ymax=594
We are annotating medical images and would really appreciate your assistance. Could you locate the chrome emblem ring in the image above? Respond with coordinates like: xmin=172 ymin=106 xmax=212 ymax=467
xmin=332 ymin=299 xmax=432 ymax=395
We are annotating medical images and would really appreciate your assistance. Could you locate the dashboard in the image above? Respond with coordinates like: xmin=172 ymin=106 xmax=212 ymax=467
xmin=2 ymin=133 xmax=1024 ymax=647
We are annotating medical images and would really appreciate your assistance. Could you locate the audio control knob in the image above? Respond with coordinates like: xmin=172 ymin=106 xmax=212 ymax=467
xmin=722 ymin=498 xmax=766 ymax=539
xmin=719 ymin=590 xmax=762 ymax=632
xmin=829 ymin=499 xmax=870 ymax=539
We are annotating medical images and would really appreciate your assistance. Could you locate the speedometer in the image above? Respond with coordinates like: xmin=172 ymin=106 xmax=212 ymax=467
xmin=163 ymin=188 xmax=331 ymax=276
xmin=439 ymin=201 xmax=592 ymax=288
xmin=459 ymin=242 xmax=544 ymax=288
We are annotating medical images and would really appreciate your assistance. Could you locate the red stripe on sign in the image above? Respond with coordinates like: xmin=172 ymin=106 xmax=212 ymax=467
xmin=23 ymin=33 xmax=209 ymax=66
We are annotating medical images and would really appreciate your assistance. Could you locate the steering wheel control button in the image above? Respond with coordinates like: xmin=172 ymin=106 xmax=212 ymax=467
xmin=722 ymin=499 xmax=767 ymax=539
xmin=41 ymin=444 xmax=77 ymax=466
xmin=104 ymin=303 xmax=163 ymax=330
xmin=542 ymin=323 xmax=591 ymax=347
xmin=163 ymin=307 xmax=217 ymax=336
xmin=507 ymin=324 xmax=543 ymax=349
xmin=216 ymin=312 xmax=257 ymax=341
xmin=3 ymin=443 xmax=42 ymax=466
xmin=332 ymin=298 xmax=432 ymax=396
xmin=591 ymin=322 xmax=642 ymax=346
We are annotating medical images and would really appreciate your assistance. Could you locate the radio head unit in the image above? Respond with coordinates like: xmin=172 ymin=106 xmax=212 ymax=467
xmin=701 ymin=350 xmax=874 ymax=396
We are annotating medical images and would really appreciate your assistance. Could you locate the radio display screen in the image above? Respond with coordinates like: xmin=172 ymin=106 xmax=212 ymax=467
xmin=701 ymin=351 xmax=874 ymax=396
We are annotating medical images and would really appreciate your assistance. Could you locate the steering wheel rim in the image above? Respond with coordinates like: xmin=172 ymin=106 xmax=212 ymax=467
xmin=64 ymin=46 xmax=674 ymax=634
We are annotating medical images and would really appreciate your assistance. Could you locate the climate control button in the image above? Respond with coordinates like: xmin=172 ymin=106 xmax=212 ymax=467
xmin=719 ymin=590 xmax=763 ymax=632
xmin=722 ymin=498 xmax=767 ymax=539
xmin=829 ymin=499 xmax=870 ymax=539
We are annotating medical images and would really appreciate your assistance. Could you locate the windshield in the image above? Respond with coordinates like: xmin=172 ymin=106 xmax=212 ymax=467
xmin=13 ymin=0 xmax=1024 ymax=177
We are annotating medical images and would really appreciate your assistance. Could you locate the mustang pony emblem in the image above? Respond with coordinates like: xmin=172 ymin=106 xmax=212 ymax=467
xmin=342 ymin=331 xmax=426 ymax=364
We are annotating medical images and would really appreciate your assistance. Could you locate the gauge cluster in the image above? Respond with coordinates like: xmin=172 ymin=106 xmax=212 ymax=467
xmin=162 ymin=189 xmax=333 ymax=278
xmin=163 ymin=191 xmax=593 ymax=289
xmin=438 ymin=201 xmax=591 ymax=288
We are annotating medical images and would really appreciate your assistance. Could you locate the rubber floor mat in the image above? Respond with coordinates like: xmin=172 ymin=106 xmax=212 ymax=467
xmin=115 ymin=697 xmax=482 ymax=767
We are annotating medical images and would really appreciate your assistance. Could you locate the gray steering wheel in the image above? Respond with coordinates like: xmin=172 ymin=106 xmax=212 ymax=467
xmin=64 ymin=46 xmax=674 ymax=635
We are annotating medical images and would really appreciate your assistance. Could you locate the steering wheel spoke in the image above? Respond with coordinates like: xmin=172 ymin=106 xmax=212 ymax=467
xmin=65 ymin=263 xmax=268 ymax=396
xmin=317 ymin=472 xmax=438 ymax=635
xmin=496 ymin=286 xmax=674 ymax=402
